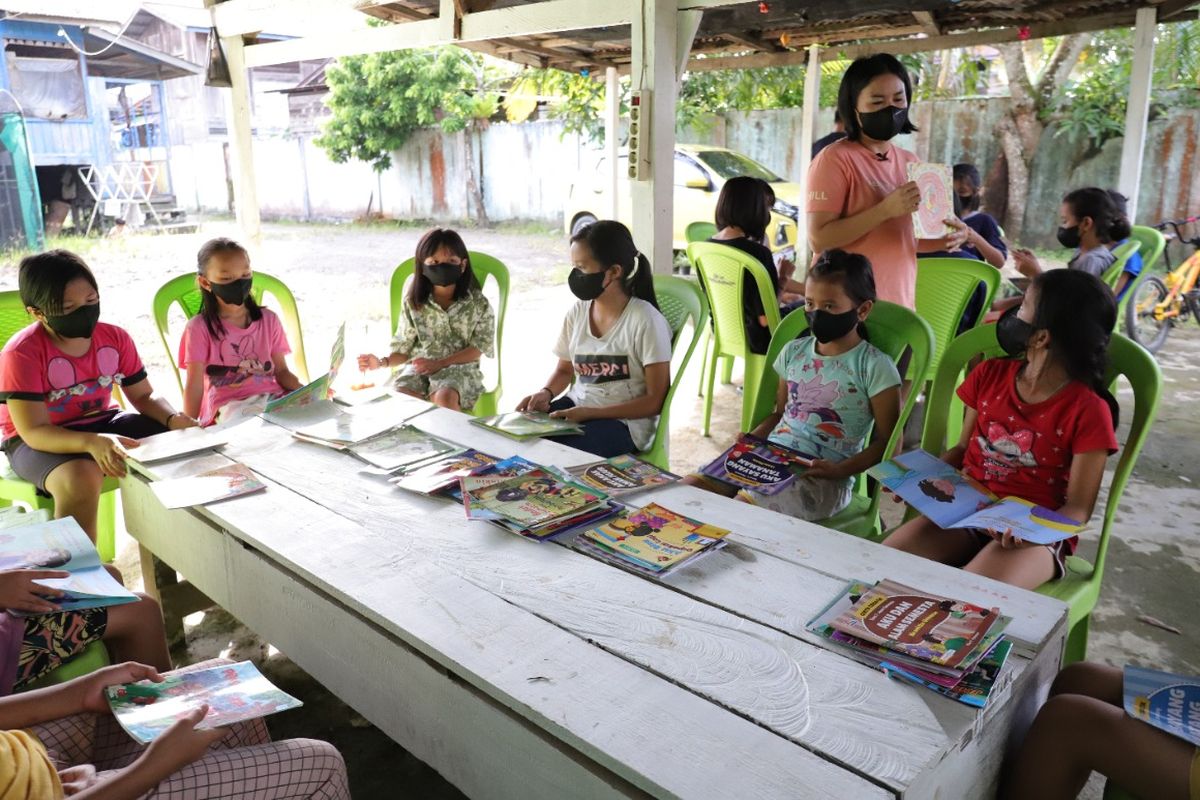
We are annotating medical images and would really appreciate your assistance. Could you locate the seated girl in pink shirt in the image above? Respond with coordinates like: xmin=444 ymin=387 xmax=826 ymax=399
xmin=179 ymin=239 xmax=301 ymax=426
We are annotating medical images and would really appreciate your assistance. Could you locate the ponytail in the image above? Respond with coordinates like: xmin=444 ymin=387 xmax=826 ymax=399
xmin=570 ymin=220 xmax=660 ymax=311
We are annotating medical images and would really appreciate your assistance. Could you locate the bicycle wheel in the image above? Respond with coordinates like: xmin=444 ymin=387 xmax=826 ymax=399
xmin=1126 ymin=275 xmax=1173 ymax=353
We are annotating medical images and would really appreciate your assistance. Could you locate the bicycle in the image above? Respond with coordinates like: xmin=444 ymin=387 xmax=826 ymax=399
xmin=1126 ymin=216 xmax=1200 ymax=353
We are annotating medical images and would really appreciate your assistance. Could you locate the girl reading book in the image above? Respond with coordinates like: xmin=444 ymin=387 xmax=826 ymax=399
xmin=684 ymin=249 xmax=902 ymax=520
xmin=180 ymin=238 xmax=302 ymax=426
xmin=515 ymin=220 xmax=672 ymax=458
xmin=357 ymin=228 xmax=495 ymax=412
xmin=884 ymin=269 xmax=1119 ymax=589
xmin=0 ymin=251 xmax=197 ymax=541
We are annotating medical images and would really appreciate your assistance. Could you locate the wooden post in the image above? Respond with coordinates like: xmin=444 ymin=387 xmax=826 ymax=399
xmin=798 ymin=43 xmax=820 ymax=264
xmin=604 ymin=66 xmax=619 ymax=219
xmin=1118 ymin=6 xmax=1156 ymax=222
xmin=219 ymin=31 xmax=262 ymax=247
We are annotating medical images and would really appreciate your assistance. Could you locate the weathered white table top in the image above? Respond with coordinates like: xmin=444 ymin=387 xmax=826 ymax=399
xmin=124 ymin=402 xmax=1069 ymax=800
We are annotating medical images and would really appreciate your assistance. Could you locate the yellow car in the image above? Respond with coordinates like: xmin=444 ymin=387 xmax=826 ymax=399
xmin=563 ymin=143 xmax=800 ymax=253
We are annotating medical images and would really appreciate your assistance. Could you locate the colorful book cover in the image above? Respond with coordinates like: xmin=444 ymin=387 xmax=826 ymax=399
xmin=106 ymin=661 xmax=302 ymax=744
xmin=128 ymin=427 xmax=230 ymax=465
xmin=1124 ymin=666 xmax=1200 ymax=747
xmin=263 ymin=374 xmax=333 ymax=414
xmin=580 ymin=503 xmax=729 ymax=573
xmin=469 ymin=411 xmax=583 ymax=440
xmin=884 ymin=639 xmax=1013 ymax=708
xmin=828 ymin=578 xmax=1001 ymax=670
xmin=349 ymin=425 xmax=461 ymax=472
xmin=150 ymin=463 xmax=266 ymax=509
xmin=448 ymin=455 xmax=539 ymax=505
xmin=0 ymin=517 xmax=136 ymax=614
xmin=868 ymin=449 xmax=1087 ymax=544
xmin=567 ymin=454 xmax=679 ymax=497
xmin=908 ymin=162 xmax=953 ymax=239
xmin=511 ymin=500 xmax=622 ymax=540
xmin=392 ymin=449 xmax=500 ymax=495
xmin=463 ymin=469 xmax=607 ymax=528
xmin=699 ymin=433 xmax=814 ymax=496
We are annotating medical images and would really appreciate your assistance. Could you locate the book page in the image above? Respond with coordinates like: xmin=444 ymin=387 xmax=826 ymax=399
xmin=868 ymin=449 xmax=996 ymax=530
xmin=954 ymin=497 xmax=1086 ymax=544
xmin=0 ymin=517 xmax=100 ymax=573
xmin=129 ymin=427 xmax=230 ymax=464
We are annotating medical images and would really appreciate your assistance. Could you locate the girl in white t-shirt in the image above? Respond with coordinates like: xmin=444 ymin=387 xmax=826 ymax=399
xmin=517 ymin=220 xmax=673 ymax=457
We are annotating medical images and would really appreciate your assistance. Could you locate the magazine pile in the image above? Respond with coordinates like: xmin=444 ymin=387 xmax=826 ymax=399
xmin=808 ymin=578 xmax=1012 ymax=708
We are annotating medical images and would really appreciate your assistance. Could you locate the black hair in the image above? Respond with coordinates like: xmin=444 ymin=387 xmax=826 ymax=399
xmin=1029 ymin=269 xmax=1119 ymax=427
xmin=197 ymin=237 xmax=263 ymax=339
xmin=18 ymin=250 xmax=98 ymax=316
xmin=1106 ymin=189 xmax=1131 ymax=219
xmin=1062 ymin=187 xmax=1132 ymax=244
xmin=808 ymin=248 xmax=877 ymax=339
xmin=714 ymin=176 xmax=771 ymax=242
xmin=832 ymin=108 xmax=842 ymax=125
xmin=919 ymin=478 xmax=954 ymax=503
xmin=836 ymin=54 xmax=919 ymax=141
xmin=406 ymin=228 xmax=480 ymax=310
xmin=953 ymin=163 xmax=982 ymax=214
xmin=569 ymin=220 xmax=659 ymax=310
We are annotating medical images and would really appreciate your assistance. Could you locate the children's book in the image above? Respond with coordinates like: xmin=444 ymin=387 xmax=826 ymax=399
xmin=826 ymin=578 xmax=1001 ymax=671
xmin=463 ymin=469 xmax=607 ymax=529
xmin=391 ymin=449 xmax=500 ymax=495
xmin=347 ymin=425 xmax=461 ymax=472
xmin=447 ymin=455 xmax=539 ymax=505
xmin=469 ymin=411 xmax=583 ymax=440
xmin=699 ymin=433 xmax=814 ymax=496
xmin=290 ymin=402 xmax=402 ymax=448
xmin=128 ymin=427 xmax=230 ymax=465
xmin=868 ymin=449 xmax=1087 ymax=545
xmin=106 ymin=660 xmax=302 ymax=744
xmin=566 ymin=454 xmax=679 ymax=498
xmin=0 ymin=517 xmax=137 ymax=614
xmin=150 ymin=463 xmax=266 ymax=509
xmin=263 ymin=323 xmax=346 ymax=414
xmin=1124 ymin=665 xmax=1200 ymax=747
xmin=884 ymin=639 xmax=1014 ymax=708
xmin=578 ymin=503 xmax=730 ymax=575
xmin=907 ymin=162 xmax=954 ymax=239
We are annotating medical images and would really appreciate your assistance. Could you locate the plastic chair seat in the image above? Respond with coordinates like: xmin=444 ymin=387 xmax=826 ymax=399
xmin=21 ymin=641 xmax=110 ymax=691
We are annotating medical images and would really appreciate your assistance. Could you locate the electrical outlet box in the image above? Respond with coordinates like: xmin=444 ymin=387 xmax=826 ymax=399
xmin=627 ymin=90 xmax=650 ymax=181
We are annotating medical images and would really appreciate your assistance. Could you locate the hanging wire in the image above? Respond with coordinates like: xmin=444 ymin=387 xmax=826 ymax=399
xmin=56 ymin=10 xmax=139 ymax=57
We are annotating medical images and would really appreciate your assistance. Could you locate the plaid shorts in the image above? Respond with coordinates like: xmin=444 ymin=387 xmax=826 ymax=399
xmin=14 ymin=608 xmax=108 ymax=689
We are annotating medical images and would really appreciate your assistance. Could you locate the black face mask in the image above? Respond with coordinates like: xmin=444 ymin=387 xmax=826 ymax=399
xmin=857 ymin=106 xmax=908 ymax=142
xmin=422 ymin=262 xmax=462 ymax=287
xmin=568 ymin=268 xmax=609 ymax=301
xmin=996 ymin=307 xmax=1036 ymax=356
xmin=209 ymin=277 xmax=252 ymax=305
xmin=805 ymin=308 xmax=861 ymax=344
xmin=1056 ymin=225 xmax=1082 ymax=249
xmin=45 ymin=302 xmax=100 ymax=339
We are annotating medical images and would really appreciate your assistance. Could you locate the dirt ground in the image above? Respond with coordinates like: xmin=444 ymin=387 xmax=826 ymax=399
xmin=3 ymin=221 xmax=1197 ymax=799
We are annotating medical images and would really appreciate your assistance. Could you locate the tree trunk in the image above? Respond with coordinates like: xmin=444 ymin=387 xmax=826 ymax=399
xmin=463 ymin=123 xmax=488 ymax=226
xmin=997 ymin=115 xmax=1031 ymax=242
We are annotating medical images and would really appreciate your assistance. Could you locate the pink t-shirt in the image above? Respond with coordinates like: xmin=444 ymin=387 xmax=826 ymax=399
xmin=0 ymin=322 xmax=147 ymax=441
xmin=179 ymin=309 xmax=291 ymax=425
xmin=806 ymin=138 xmax=920 ymax=309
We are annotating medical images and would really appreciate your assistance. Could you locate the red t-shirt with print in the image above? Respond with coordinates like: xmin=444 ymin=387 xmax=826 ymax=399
xmin=958 ymin=358 xmax=1118 ymax=552
xmin=0 ymin=322 xmax=147 ymax=441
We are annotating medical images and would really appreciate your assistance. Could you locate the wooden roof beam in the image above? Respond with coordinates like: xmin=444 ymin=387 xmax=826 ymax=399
xmin=209 ymin=0 xmax=395 ymax=37
xmin=722 ymin=32 xmax=780 ymax=53
xmin=912 ymin=10 xmax=940 ymax=35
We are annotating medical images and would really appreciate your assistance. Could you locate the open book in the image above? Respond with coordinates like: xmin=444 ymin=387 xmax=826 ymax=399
xmin=868 ymin=449 xmax=1087 ymax=545
xmin=908 ymin=162 xmax=953 ymax=239
xmin=469 ymin=411 xmax=582 ymax=440
xmin=699 ymin=433 xmax=814 ymax=496
xmin=0 ymin=517 xmax=136 ymax=614
xmin=150 ymin=463 xmax=266 ymax=509
xmin=263 ymin=322 xmax=345 ymax=413
xmin=1124 ymin=666 xmax=1200 ymax=747
xmin=128 ymin=427 xmax=230 ymax=465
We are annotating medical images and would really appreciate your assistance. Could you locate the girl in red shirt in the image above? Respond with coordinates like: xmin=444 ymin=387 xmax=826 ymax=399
xmin=884 ymin=270 xmax=1119 ymax=589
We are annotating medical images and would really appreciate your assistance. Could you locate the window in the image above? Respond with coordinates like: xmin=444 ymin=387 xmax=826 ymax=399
xmin=4 ymin=52 xmax=86 ymax=120
xmin=674 ymin=153 xmax=709 ymax=188
xmin=694 ymin=150 xmax=782 ymax=182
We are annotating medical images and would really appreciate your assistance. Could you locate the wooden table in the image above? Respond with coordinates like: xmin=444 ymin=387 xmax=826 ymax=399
xmin=122 ymin=405 xmax=1068 ymax=800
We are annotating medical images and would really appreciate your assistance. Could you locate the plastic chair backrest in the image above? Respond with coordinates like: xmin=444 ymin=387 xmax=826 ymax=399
xmin=389 ymin=252 xmax=510 ymax=410
xmin=1099 ymin=240 xmax=1141 ymax=291
xmin=153 ymin=271 xmax=311 ymax=395
xmin=1129 ymin=225 xmax=1165 ymax=272
xmin=921 ymin=325 xmax=1161 ymax=587
xmin=685 ymin=221 xmax=718 ymax=244
xmin=915 ymin=257 xmax=1003 ymax=376
xmin=0 ymin=291 xmax=30 ymax=347
xmin=688 ymin=241 xmax=781 ymax=362
xmin=641 ymin=275 xmax=709 ymax=467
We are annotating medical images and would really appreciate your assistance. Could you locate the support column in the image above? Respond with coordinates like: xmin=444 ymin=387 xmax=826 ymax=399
xmin=604 ymin=66 xmax=619 ymax=219
xmin=1118 ymin=6 xmax=1156 ymax=222
xmin=220 ymin=32 xmax=262 ymax=246
xmin=797 ymin=43 xmax=821 ymax=264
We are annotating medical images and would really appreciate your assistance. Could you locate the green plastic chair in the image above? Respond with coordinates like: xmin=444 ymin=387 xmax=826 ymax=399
xmin=918 ymin=324 xmax=1162 ymax=665
xmin=1099 ymin=240 xmax=1141 ymax=294
xmin=639 ymin=275 xmax=709 ymax=470
xmin=0 ymin=292 xmax=119 ymax=562
xmin=685 ymin=221 xmax=728 ymax=386
xmin=685 ymin=221 xmax=717 ymax=244
xmin=688 ymin=241 xmax=782 ymax=435
xmin=153 ymin=271 xmax=312 ymax=395
xmin=390 ymin=252 xmax=509 ymax=417
xmin=747 ymin=302 xmax=934 ymax=539
xmin=1129 ymin=225 xmax=1166 ymax=273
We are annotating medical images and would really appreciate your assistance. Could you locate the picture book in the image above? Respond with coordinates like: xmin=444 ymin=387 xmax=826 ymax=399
xmin=868 ymin=449 xmax=1087 ymax=544
xmin=907 ymin=162 xmax=954 ymax=239
xmin=128 ymin=427 xmax=230 ymax=465
xmin=566 ymin=454 xmax=679 ymax=498
xmin=447 ymin=455 xmax=539 ymax=505
xmin=0 ymin=517 xmax=136 ymax=613
xmin=391 ymin=449 xmax=500 ymax=495
xmin=1124 ymin=666 xmax=1200 ymax=747
xmin=262 ymin=400 xmax=343 ymax=432
xmin=699 ymin=433 xmax=814 ymax=496
xmin=263 ymin=323 xmax=346 ymax=414
xmin=884 ymin=639 xmax=1014 ymax=708
xmin=827 ymin=578 xmax=1001 ymax=670
xmin=290 ymin=402 xmax=401 ymax=448
xmin=579 ymin=503 xmax=730 ymax=574
xmin=348 ymin=425 xmax=461 ymax=472
xmin=463 ymin=469 xmax=607 ymax=529
xmin=150 ymin=463 xmax=266 ymax=509
xmin=469 ymin=411 xmax=583 ymax=440
xmin=106 ymin=660 xmax=302 ymax=744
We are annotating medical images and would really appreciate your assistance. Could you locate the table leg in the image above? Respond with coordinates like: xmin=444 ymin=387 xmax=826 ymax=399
xmin=138 ymin=544 xmax=212 ymax=648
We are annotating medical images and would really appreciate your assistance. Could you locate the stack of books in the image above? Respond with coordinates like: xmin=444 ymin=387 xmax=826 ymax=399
xmin=574 ymin=503 xmax=730 ymax=577
xmin=807 ymin=579 xmax=1012 ymax=708
xmin=566 ymin=454 xmax=679 ymax=498
xmin=469 ymin=411 xmax=583 ymax=440
xmin=460 ymin=467 xmax=619 ymax=540
xmin=348 ymin=425 xmax=461 ymax=473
